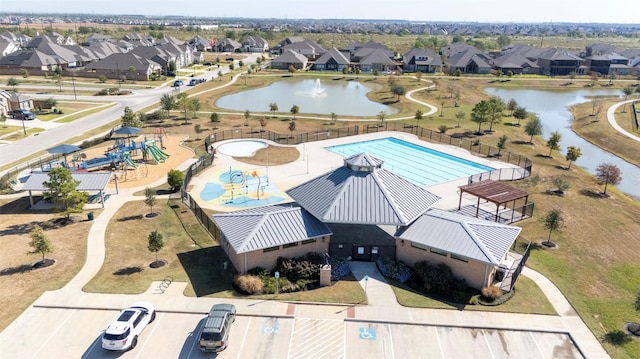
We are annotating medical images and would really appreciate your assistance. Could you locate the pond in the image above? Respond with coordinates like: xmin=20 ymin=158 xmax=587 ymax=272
xmin=215 ymin=78 xmax=399 ymax=116
xmin=486 ymin=88 xmax=639 ymax=199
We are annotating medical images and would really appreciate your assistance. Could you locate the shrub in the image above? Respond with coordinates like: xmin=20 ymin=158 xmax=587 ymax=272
xmin=411 ymin=261 xmax=466 ymax=295
xmin=247 ymin=266 xmax=268 ymax=276
xmin=481 ymin=286 xmax=503 ymax=300
xmin=167 ymin=169 xmax=184 ymax=192
xmin=329 ymin=257 xmax=351 ymax=280
xmin=275 ymin=256 xmax=318 ymax=282
xmin=376 ymin=257 xmax=412 ymax=283
xmin=98 ymin=75 xmax=107 ymax=83
xmin=234 ymin=274 xmax=263 ymax=294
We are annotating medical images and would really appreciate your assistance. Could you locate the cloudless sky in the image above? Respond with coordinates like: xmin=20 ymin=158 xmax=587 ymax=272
xmin=2 ymin=0 xmax=638 ymax=24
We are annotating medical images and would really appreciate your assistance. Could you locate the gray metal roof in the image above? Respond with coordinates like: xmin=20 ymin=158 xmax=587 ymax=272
xmin=21 ymin=172 xmax=113 ymax=191
xmin=212 ymin=204 xmax=332 ymax=254
xmin=286 ymin=153 xmax=440 ymax=225
xmin=395 ymin=209 xmax=521 ymax=265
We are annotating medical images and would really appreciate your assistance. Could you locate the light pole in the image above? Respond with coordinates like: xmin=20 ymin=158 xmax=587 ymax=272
xmin=21 ymin=118 xmax=27 ymax=136
xmin=71 ymin=75 xmax=77 ymax=100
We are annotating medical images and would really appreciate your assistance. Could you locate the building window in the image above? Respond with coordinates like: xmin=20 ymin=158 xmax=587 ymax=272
xmin=283 ymin=242 xmax=298 ymax=249
xmin=263 ymin=246 xmax=279 ymax=253
xmin=451 ymin=254 xmax=468 ymax=263
xmin=301 ymin=239 xmax=316 ymax=245
xmin=411 ymin=242 xmax=428 ymax=251
xmin=430 ymin=248 xmax=447 ymax=256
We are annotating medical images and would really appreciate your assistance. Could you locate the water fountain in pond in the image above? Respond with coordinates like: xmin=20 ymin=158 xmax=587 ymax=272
xmin=305 ymin=78 xmax=326 ymax=98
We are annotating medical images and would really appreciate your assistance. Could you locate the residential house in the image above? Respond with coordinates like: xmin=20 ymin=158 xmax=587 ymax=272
xmin=270 ymin=49 xmax=308 ymax=70
xmin=189 ymin=35 xmax=212 ymax=52
xmin=491 ymin=53 xmax=540 ymax=75
xmin=359 ymin=48 xmax=397 ymax=73
xmin=215 ymin=38 xmax=241 ymax=53
xmin=85 ymin=52 xmax=162 ymax=81
xmin=343 ymin=40 xmax=394 ymax=63
xmin=122 ymin=33 xmax=155 ymax=47
xmin=212 ymin=204 xmax=332 ymax=273
xmin=281 ymin=39 xmax=326 ymax=61
xmin=402 ymin=48 xmax=442 ymax=73
xmin=585 ymin=53 xmax=632 ymax=76
xmin=536 ymin=48 xmax=583 ymax=76
xmin=0 ymin=31 xmax=32 ymax=47
xmin=0 ymin=50 xmax=60 ymax=73
xmin=0 ymin=90 xmax=10 ymax=116
xmin=312 ymin=47 xmax=350 ymax=71
xmin=446 ymin=50 xmax=492 ymax=75
xmin=242 ymin=35 xmax=269 ymax=53
xmin=84 ymin=33 xmax=114 ymax=46
xmin=0 ymin=91 xmax=34 ymax=112
xmin=0 ymin=39 xmax=20 ymax=57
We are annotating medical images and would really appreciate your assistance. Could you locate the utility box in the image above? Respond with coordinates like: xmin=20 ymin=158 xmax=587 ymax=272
xmin=319 ymin=264 xmax=331 ymax=286
xmin=87 ymin=212 xmax=94 ymax=221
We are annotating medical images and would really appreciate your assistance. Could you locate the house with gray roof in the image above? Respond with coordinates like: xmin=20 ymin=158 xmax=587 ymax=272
xmin=394 ymin=208 xmax=522 ymax=290
xmin=281 ymin=39 xmax=326 ymax=60
xmin=358 ymin=48 xmax=397 ymax=73
xmin=444 ymin=46 xmax=492 ymax=75
xmin=0 ymin=50 xmax=60 ymax=72
xmin=189 ymin=35 xmax=212 ymax=52
xmin=312 ymin=47 xmax=350 ymax=71
xmin=403 ymin=48 xmax=442 ymax=73
xmin=85 ymin=52 xmax=162 ymax=81
xmin=585 ymin=53 xmax=631 ymax=76
xmin=270 ymin=49 xmax=308 ymax=70
xmin=491 ymin=53 xmax=540 ymax=75
xmin=215 ymin=38 xmax=241 ymax=53
xmin=242 ymin=35 xmax=269 ymax=53
xmin=536 ymin=48 xmax=583 ymax=76
xmin=212 ymin=204 xmax=332 ymax=273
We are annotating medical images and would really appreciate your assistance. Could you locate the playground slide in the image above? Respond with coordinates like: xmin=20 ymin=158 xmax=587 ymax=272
xmin=150 ymin=145 xmax=169 ymax=159
xmin=123 ymin=155 xmax=138 ymax=168
xmin=147 ymin=147 xmax=162 ymax=163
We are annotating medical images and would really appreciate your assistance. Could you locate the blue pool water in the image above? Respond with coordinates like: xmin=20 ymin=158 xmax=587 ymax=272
xmin=326 ymin=137 xmax=493 ymax=187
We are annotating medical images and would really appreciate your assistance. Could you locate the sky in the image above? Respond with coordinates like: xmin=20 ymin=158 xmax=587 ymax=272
xmin=2 ymin=0 xmax=638 ymax=24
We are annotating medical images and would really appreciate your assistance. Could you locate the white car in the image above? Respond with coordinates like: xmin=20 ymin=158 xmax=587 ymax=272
xmin=101 ymin=302 xmax=156 ymax=351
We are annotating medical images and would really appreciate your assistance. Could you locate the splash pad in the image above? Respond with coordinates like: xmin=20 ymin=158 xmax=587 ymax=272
xmin=200 ymin=167 xmax=287 ymax=207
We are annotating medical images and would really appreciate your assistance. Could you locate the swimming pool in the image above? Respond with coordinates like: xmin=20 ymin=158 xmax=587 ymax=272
xmin=326 ymin=137 xmax=493 ymax=187
xmin=217 ymin=140 xmax=266 ymax=157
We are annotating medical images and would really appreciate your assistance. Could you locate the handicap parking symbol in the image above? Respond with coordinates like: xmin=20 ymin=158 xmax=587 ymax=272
xmin=261 ymin=319 xmax=280 ymax=335
xmin=359 ymin=327 xmax=376 ymax=340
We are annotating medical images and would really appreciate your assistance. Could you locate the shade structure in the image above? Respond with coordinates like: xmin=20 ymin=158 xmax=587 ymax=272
xmin=114 ymin=126 xmax=141 ymax=136
xmin=46 ymin=144 xmax=81 ymax=167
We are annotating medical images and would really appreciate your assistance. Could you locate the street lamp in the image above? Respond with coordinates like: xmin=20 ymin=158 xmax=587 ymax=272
xmin=71 ymin=75 xmax=77 ymax=100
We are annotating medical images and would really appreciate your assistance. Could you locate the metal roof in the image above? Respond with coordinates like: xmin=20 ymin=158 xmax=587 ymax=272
xmin=286 ymin=153 xmax=440 ymax=225
xmin=212 ymin=204 xmax=332 ymax=254
xmin=395 ymin=209 xmax=521 ymax=265
xmin=21 ymin=172 xmax=113 ymax=191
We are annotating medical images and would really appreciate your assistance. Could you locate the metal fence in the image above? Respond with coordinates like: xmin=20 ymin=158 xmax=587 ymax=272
xmin=203 ymin=126 xmax=360 ymax=148
xmin=633 ymin=102 xmax=639 ymax=130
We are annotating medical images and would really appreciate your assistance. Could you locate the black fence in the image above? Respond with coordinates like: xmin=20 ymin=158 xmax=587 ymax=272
xmin=203 ymin=126 xmax=360 ymax=148
xmin=633 ymin=102 xmax=639 ymax=130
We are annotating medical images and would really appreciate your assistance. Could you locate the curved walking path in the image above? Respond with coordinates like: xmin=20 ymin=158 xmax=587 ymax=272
xmin=607 ymin=99 xmax=640 ymax=143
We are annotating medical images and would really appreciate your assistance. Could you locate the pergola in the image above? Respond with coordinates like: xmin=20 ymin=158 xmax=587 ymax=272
xmin=21 ymin=172 xmax=115 ymax=209
xmin=458 ymin=180 xmax=530 ymax=222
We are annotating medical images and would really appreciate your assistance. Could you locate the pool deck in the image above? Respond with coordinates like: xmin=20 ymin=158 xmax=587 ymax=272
xmin=189 ymin=131 xmax=522 ymax=212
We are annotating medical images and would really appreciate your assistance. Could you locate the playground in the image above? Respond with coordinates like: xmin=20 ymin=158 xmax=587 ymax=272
xmin=75 ymin=134 xmax=194 ymax=189
xmin=199 ymin=167 xmax=288 ymax=207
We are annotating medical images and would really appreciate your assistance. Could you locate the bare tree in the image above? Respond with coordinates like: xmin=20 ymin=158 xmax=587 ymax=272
xmin=595 ymin=163 xmax=622 ymax=195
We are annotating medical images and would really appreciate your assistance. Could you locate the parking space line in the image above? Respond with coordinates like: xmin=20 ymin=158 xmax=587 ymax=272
xmin=482 ymin=329 xmax=496 ymax=359
xmin=388 ymin=323 xmax=395 ymax=359
xmin=529 ymin=331 xmax=545 ymax=358
xmin=32 ymin=309 xmax=76 ymax=358
xmin=238 ymin=317 xmax=253 ymax=359
xmin=434 ymin=326 xmax=444 ymax=358
xmin=134 ymin=312 xmax=163 ymax=359
xmin=287 ymin=315 xmax=297 ymax=359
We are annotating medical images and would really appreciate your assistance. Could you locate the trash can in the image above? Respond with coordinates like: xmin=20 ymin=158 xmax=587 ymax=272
xmin=87 ymin=212 xmax=94 ymax=221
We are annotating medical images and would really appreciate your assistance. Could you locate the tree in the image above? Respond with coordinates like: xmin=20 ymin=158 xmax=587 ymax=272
xmin=387 ymin=75 xmax=397 ymax=87
xmin=496 ymin=135 xmax=507 ymax=156
xmin=455 ymin=111 xmax=465 ymax=128
xmin=147 ymin=230 xmax=164 ymax=266
xmin=288 ymin=120 xmax=296 ymax=137
xmin=496 ymin=35 xmax=511 ymax=48
xmin=438 ymin=125 xmax=448 ymax=134
xmin=20 ymin=68 xmax=29 ymax=78
xmin=127 ymin=66 xmax=137 ymax=81
xmin=167 ymin=169 xmax=184 ymax=192
xmin=342 ymin=66 xmax=348 ymax=75
xmin=42 ymin=167 xmax=88 ymax=219
xmin=415 ymin=71 xmax=422 ymax=82
xmin=546 ymin=131 xmax=562 ymax=157
xmin=487 ymin=97 xmax=505 ymax=132
xmin=29 ymin=226 xmax=53 ymax=264
xmin=45 ymin=97 xmax=57 ymax=110
xmin=512 ymin=106 xmax=528 ymax=126
xmin=470 ymin=100 xmax=492 ymax=132
xmin=160 ymin=93 xmax=176 ymax=117
xmin=331 ymin=112 xmax=338 ymax=124
xmin=210 ymin=112 xmax=220 ymax=125
xmin=507 ymin=98 xmax=518 ymax=115
xmin=269 ymin=102 xmax=278 ymax=117
xmin=192 ymin=99 xmax=201 ymax=119
xmin=414 ymin=109 xmax=424 ymax=124
xmin=1 ymin=113 xmax=7 ymax=128
xmin=244 ymin=109 xmax=250 ymax=126
xmin=568 ymin=71 xmax=576 ymax=84
xmin=7 ymin=77 xmax=18 ymax=91
xmin=565 ymin=146 xmax=582 ymax=170
xmin=217 ymin=70 xmax=223 ymax=80
xmin=542 ymin=209 xmax=564 ymax=246
xmin=524 ymin=115 xmax=543 ymax=143
xmin=377 ymin=111 xmax=386 ymax=124
xmin=176 ymin=93 xmax=194 ymax=124
xmin=228 ymin=62 xmax=234 ymax=71
xmin=288 ymin=65 xmax=296 ymax=75
xmin=238 ymin=60 xmax=244 ymax=68
xmin=144 ymin=187 xmax=157 ymax=215
xmin=390 ymin=84 xmax=406 ymax=101
xmin=373 ymin=69 xmax=379 ymax=78
xmin=552 ymin=176 xmax=571 ymax=194
xmin=290 ymin=105 xmax=299 ymax=119
xmin=121 ymin=106 xmax=142 ymax=128
xmin=595 ymin=163 xmax=622 ymax=195
xmin=622 ymin=86 xmax=634 ymax=113
xmin=98 ymin=75 xmax=107 ymax=83
xmin=53 ymin=74 xmax=63 ymax=91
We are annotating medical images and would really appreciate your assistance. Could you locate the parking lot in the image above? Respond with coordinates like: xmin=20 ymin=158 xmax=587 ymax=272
xmin=3 ymin=307 xmax=583 ymax=358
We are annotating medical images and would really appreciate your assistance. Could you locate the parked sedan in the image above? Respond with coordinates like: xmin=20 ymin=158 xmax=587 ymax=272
xmin=11 ymin=109 xmax=36 ymax=120
xmin=172 ymin=80 xmax=183 ymax=87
